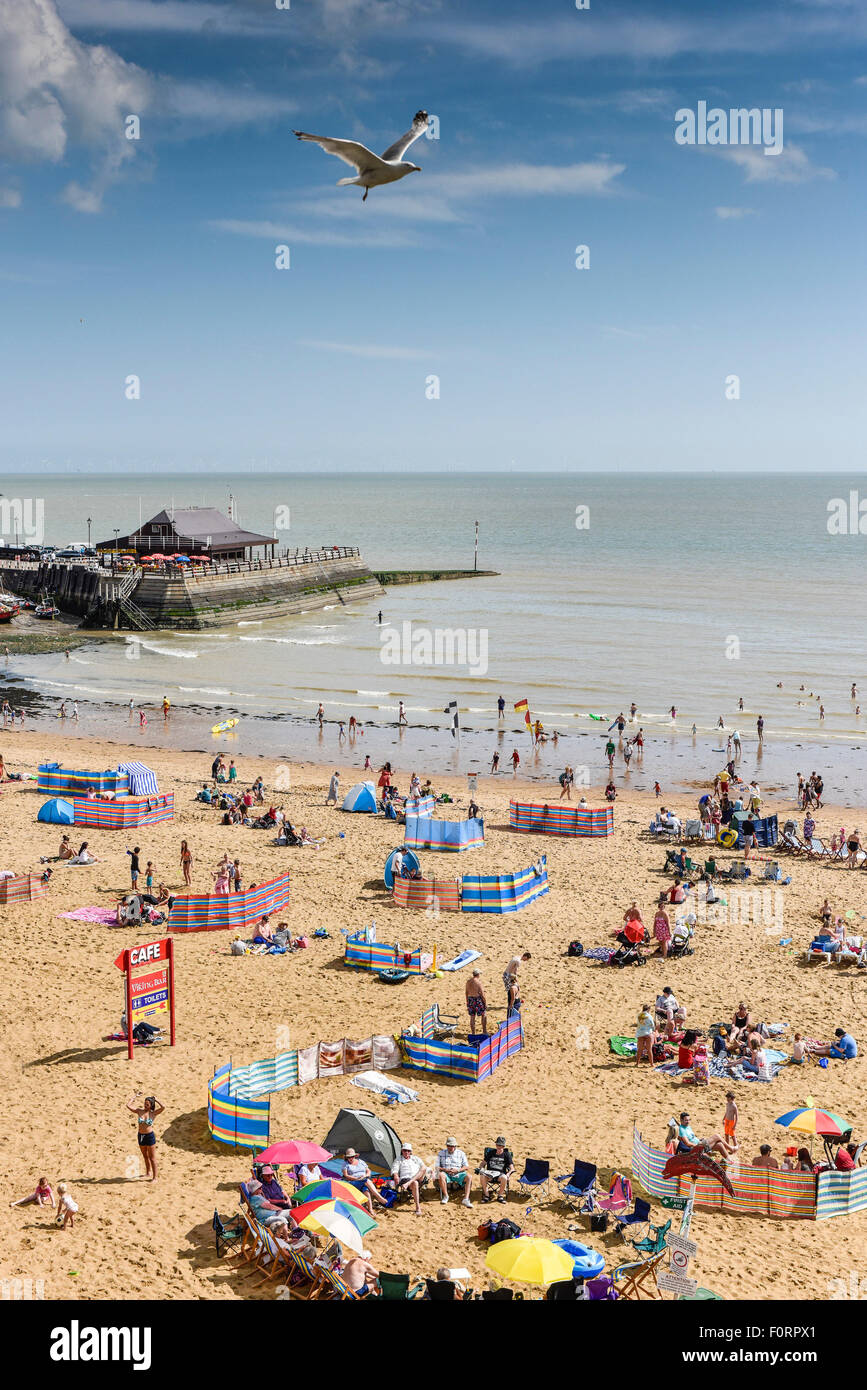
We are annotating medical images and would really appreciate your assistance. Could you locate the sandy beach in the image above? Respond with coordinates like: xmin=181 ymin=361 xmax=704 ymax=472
xmin=1 ymin=727 xmax=864 ymax=1302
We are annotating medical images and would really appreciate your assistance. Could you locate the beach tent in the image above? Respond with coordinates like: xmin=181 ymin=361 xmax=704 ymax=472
xmin=117 ymin=761 xmax=159 ymax=796
xmin=37 ymin=797 xmax=75 ymax=825
xmin=341 ymin=781 xmax=378 ymax=813
xmin=322 ymin=1108 xmax=403 ymax=1173
xmin=384 ymin=847 xmax=421 ymax=889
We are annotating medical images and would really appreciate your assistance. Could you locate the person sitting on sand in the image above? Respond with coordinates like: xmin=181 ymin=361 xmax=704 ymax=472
xmin=70 ymin=841 xmax=96 ymax=864
xmin=605 ymin=781 xmax=617 ymax=801
xmin=252 ymin=915 xmax=274 ymax=945
xmin=9 ymin=1176 xmax=54 ymax=1209
xmin=752 ymin=1144 xmax=779 ymax=1170
xmin=731 ymin=1002 xmax=753 ymax=1041
xmin=197 ymin=784 xmax=213 ymax=803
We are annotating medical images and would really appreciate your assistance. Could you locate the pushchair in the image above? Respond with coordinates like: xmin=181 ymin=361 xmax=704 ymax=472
xmin=609 ymin=941 xmax=646 ymax=968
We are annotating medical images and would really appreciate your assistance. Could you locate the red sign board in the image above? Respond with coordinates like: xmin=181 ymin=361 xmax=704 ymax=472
xmin=114 ymin=937 xmax=176 ymax=1061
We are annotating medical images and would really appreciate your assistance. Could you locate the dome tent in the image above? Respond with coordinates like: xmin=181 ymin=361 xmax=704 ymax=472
xmin=322 ymin=1107 xmax=403 ymax=1174
xmin=341 ymin=781 xmax=378 ymax=813
xmin=37 ymin=798 xmax=75 ymax=825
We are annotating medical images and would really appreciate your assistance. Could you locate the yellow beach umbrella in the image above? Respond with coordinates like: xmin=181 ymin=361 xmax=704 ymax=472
xmin=485 ymin=1237 xmax=574 ymax=1286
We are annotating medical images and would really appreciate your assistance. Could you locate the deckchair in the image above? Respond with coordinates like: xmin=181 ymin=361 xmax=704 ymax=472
xmin=250 ymin=1222 xmax=291 ymax=1287
xmin=612 ymin=1249 xmax=666 ymax=1300
xmin=556 ymin=1160 xmax=597 ymax=1213
xmin=236 ymin=1210 xmax=265 ymax=1269
xmin=377 ymin=1271 xmax=426 ymax=1300
xmin=805 ymin=837 xmax=832 ymax=859
xmin=596 ymin=1173 xmax=633 ymax=1216
xmin=212 ymin=1208 xmax=243 ymax=1259
xmin=318 ymin=1266 xmax=367 ymax=1300
xmin=517 ymin=1157 xmax=551 ymax=1201
xmin=285 ymin=1249 xmax=325 ymax=1301
xmin=780 ymin=831 xmax=806 ymax=855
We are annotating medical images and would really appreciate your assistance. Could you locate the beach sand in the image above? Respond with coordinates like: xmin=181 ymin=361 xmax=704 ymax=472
xmin=1 ymin=730 xmax=864 ymax=1302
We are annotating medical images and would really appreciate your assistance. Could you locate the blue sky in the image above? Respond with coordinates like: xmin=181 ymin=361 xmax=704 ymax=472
xmin=1 ymin=0 xmax=866 ymax=471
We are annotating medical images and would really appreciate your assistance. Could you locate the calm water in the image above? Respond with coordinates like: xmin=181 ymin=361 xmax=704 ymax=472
xmin=2 ymin=472 xmax=866 ymax=801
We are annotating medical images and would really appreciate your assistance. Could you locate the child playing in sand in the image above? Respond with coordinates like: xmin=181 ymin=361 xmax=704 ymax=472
xmin=9 ymin=1176 xmax=54 ymax=1209
xmin=55 ymin=1182 xmax=78 ymax=1229
xmin=724 ymin=1092 xmax=739 ymax=1150
xmin=791 ymin=1033 xmax=806 ymax=1065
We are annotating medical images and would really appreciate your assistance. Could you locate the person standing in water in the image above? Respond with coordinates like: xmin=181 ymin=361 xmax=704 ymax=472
xmin=316 ymin=702 xmax=324 ymax=728
xmin=757 ymin=714 xmax=764 ymax=744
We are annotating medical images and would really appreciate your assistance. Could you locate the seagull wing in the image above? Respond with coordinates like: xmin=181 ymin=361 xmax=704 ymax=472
xmin=293 ymin=131 xmax=386 ymax=177
xmin=380 ymin=110 xmax=429 ymax=162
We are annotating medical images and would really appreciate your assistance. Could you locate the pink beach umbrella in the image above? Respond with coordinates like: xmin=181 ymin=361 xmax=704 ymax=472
xmin=255 ymin=1140 xmax=333 ymax=1166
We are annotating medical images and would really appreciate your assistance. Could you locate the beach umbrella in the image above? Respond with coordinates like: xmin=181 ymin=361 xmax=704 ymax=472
xmin=485 ymin=1237 xmax=574 ymax=1286
xmin=295 ymin=1202 xmax=377 ymax=1254
xmin=774 ymin=1106 xmax=850 ymax=1137
xmin=292 ymin=1198 xmax=378 ymax=1236
xmin=292 ymin=1176 xmax=369 ymax=1206
xmin=255 ymin=1141 xmax=331 ymax=1166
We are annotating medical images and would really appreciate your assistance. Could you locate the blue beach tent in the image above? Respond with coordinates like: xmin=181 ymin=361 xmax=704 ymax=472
xmin=37 ymin=798 xmax=75 ymax=825
xmin=341 ymin=781 xmax=378 ymax=813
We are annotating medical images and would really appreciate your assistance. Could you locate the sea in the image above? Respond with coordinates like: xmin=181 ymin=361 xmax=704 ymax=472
xmin=2 ymin=471 xmax=867 ymax=805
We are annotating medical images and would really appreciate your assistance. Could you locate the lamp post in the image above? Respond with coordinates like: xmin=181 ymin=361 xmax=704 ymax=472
xmin=86 ymin=516 xmax=92 ymax=547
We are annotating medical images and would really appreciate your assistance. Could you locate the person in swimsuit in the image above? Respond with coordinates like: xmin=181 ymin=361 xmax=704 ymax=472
xmin=731 ymin=1002 xmax=752 ymax=1042
xmin=847 ymin=829 xmax=862 ymax=869
xmin=127 ymin=1093 xmax=165 ymax=1181
xmin=180 ymin=839 xmax=193 ymax=886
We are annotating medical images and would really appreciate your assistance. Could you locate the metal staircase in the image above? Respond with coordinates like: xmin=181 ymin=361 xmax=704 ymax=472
xmin=115 ymin=568 xmax=155 ymax=630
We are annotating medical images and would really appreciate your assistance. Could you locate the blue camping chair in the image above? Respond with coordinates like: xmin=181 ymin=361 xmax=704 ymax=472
xmin=556 ymin=1160 xmax=597 ymax=1213
xmin=517 ymin=1157 xmax=551 ymax=1201
xmin=615 ymin=1197 xmax=651 ymax=1241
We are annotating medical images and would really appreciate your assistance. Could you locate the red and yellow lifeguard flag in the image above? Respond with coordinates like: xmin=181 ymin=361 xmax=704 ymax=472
xmin=514 ymin=698 xmax=532 ymax=730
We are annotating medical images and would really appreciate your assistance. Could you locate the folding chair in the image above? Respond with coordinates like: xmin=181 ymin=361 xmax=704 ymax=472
xmin=517 ymin=1157 xmax=551 ymax=1201
xmin=632 ymin=1217 xmax=671 ymax=1256
xmin=596 ymin=1173 xmax=633 ymax=1216
xmin=556 ymin=1160 xmax=597 ymax=1213
xmin=318 ymin=1267 xmax=368 ymax=1300
xmin=377 ymin=1271 xmax=426 ymax=1300
xmin=430 ymin=1002 xmax=459 ymax=1039
xmin=612 ymin=1250 xmax=666 ymax=1300
xmin=480 ymin=1287 xmax=515 ymax=1301
xmin=250 ymin=1222 xmax=291 ymax=1287
xmin=285 ymin=1250 xmax=326 ymax=1301
xmin=614 ymin=1197 xmax=651 ymax=1240
xmin=212 ymin=1208 xmax=243 ymax=1259
xmin=236 ymin=1210 xmax=265 ymax=1269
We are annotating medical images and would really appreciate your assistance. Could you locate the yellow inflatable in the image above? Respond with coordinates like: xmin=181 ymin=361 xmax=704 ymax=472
xmin=717 ymin=827 xmax=738 ymax=848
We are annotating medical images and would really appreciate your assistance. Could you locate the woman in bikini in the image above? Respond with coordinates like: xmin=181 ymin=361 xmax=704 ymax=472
xmin=127 ymin=1093 xmax=165 ymax=1181
xmin=180 ymin=839 xmax=193 ymax=886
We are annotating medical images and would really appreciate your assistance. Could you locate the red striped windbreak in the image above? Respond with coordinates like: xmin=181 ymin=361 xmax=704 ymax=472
xmin=0 ymin=874 xmax=50 ymax=906
xmin=393 ymin=876 xmax=461 ymax=911
xmin=509 ymin=801 xmax=614 ymax=837
xmin=168 ymin=874 xmax=290 ymax=933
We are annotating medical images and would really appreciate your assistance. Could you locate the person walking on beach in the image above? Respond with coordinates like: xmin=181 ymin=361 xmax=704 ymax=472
xmin=377 ymin=611 xmax=382 ymax=625
xmin=127 ymin=1093 xmax=164 ymax=1181
xmin=491 ymin=751 xmax=500 ymax=773
xmin=756 ymin=714 xmax=764 ymax=744
xmin=723 ymin=1092 xmax=739 ymax=1151
xmin=511 ymin=748 xmax=520 ymax=773
xmin=654 ymin=781 xmax=661 ymax=798
xmin=497 ymin=695 xmax=505 ymax=721
xmin=162 ymin=695 xmax=170 ymax=722
xmin=670 ymin=705 xmax=677 ymax=722
xmin=127 ymin=845 xmax=140 ymax=890
xmin=504 ymin=952 xmax=531 ymax=1014
xmin=465 ymin=970 xmax=487 ymax=1035
xmin=398 ymin=700 xmax=407 ymax=726
xmin=623 ymin=741 xmax=633 ymax=769
xmin=180 ymin=839 xmax=193 ymax=886
xmin=732 ymin=729 xmax=741 ymax=757
xmin=316 ymin=703 xmax=324 ymax=728
xmin=326 ymin=771 xmax=340 ymax=806
xmin=559 ymin=765 xmax=573 ymax=800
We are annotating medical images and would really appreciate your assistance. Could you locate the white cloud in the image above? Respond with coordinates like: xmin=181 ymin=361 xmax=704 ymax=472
xmin=56 ymin=0 xmax=274 ymax=35
xmin=0 ymin=0 xmax=150 ymax=209
xmin=715 ymin=205 xmax=756 ymax=219
xmin=298 ymin=339 xmax=432 ymax=360
xmin=720 ymin=142 xmax=836 ymax=183
xmin=0 ymin=186 xmax=22 ymax=208
xmin=210 ymin=216 xmax=426 ymax=249
xmin=155 ymin=79 xmax=295 ymax=129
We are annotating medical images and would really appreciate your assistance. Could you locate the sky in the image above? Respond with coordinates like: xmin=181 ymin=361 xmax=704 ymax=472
xmin=0 ymin=0 xmax=866 ymax=472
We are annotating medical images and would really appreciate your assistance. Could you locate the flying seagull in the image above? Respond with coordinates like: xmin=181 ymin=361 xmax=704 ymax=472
xmin=293 ymin=110 xmax=429 ymax=201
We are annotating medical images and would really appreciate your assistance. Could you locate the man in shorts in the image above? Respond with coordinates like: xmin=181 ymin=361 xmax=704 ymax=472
xmin=465 ymin=970 xmax=487 ymax=1034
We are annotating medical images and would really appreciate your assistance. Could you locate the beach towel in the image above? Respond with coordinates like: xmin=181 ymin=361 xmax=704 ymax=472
xmin=654 ymin=1049 xmax=786 ymax=1083
xmin=609 ymin=1036 xmax=637 ymax=1057
xmin=350 ymin=1070 xmax=419 ymax=1103
xmin=59 ymin=907 xmax=116 ymax=923
xmin=439 ymin=949 xmax=482 ymax=972
xmin=583 ymin=946 xmax=615 ymax=962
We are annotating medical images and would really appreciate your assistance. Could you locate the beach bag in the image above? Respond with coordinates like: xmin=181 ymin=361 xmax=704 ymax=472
xmin=567 ymin=941 xmax=584 ymax=958
xmin=488 ymin=1218 xmax=522 ymax=1245
xmin=590 ymin=1211 xmax=609 ymax=1233
xmin=652 ymin=1041 xmax=668 ymax=1063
